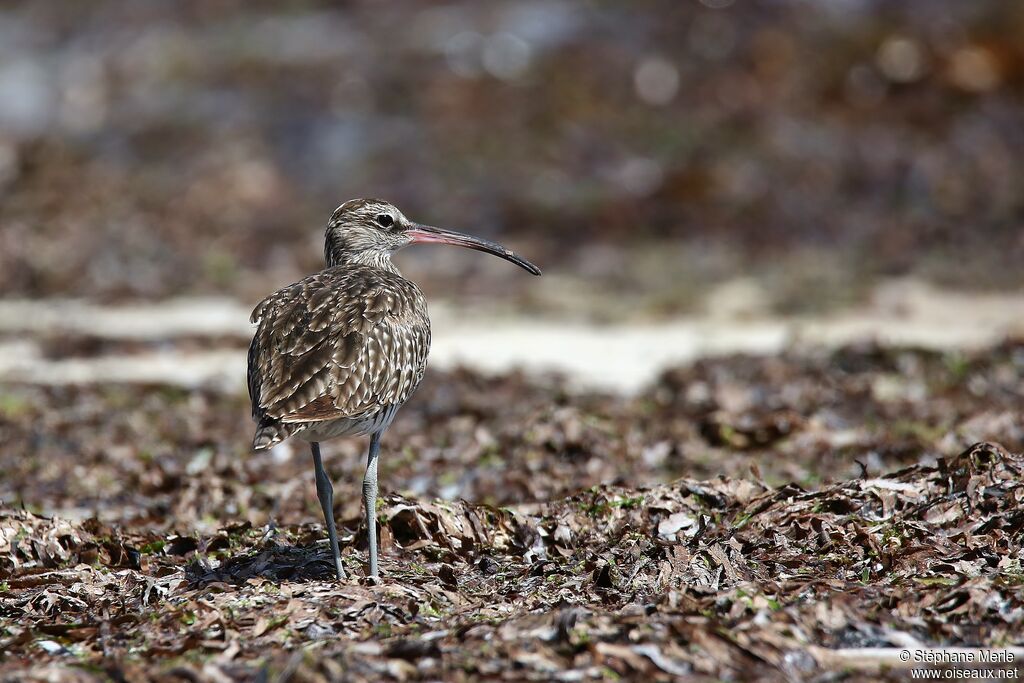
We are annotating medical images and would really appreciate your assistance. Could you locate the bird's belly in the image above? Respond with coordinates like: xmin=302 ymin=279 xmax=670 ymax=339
xmin=296 ymin=418 xmax=361 ymax=442
xmin=296 ymin=403 xmax=403 ymax=442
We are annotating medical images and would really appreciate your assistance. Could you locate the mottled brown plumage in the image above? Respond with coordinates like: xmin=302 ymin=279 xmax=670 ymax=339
xmin=248 ymin=265 xmax=430 ymax=450
xmin=246 ymin=198 xmax=540 ymax=580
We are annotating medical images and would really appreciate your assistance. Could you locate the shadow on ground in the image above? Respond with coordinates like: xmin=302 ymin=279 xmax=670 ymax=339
xmin=185 ymin=543 xmax=340 ymax=586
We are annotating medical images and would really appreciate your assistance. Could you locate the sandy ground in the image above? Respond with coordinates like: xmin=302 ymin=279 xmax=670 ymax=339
xmin=2 ymin=279 xmax=1022 ymax=394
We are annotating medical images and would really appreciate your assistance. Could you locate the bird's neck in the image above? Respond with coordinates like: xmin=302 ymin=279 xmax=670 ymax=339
xmin=325 ymin=248 xmax=401 ymax=274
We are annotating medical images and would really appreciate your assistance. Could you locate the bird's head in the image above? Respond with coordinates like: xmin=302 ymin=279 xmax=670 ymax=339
xmin=325 ymin=198 xmax=541 ymax=275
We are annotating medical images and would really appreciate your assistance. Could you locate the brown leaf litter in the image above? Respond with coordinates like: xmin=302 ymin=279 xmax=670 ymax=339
xmin=2 ymin=441 xmax=1023 ymax=681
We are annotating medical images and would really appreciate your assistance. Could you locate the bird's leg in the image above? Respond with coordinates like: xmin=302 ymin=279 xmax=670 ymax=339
xmin=362 ymin=431 xmax=382 ymax=578
xmin=311 ymin=442 xmax=345 ymax=581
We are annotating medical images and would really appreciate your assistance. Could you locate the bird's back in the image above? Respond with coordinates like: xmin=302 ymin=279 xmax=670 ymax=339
xmin=247 ymin=265 xmax=430 ymax=450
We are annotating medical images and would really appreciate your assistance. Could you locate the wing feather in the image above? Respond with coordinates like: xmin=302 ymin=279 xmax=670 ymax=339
xmin=247 ymin=266 xmax=430 ymax=431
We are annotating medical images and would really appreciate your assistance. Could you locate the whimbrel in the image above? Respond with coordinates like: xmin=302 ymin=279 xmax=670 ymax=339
xmin=247 ymin=199 xmax=540 ymax=579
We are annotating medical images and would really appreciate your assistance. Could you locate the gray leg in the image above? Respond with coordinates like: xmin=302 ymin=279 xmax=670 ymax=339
xmin=311 ymin=442 xmax=345 ymax=581
xmin=363 ymin=431 xmax=382 ymax=578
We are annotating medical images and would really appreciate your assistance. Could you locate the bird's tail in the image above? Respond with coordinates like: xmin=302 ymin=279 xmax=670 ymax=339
xmin=252 ymin=421 xmax=295 ymax=451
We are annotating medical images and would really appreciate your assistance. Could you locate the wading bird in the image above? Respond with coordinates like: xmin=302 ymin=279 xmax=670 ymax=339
xmin=247 ymin=199 xmax=540 ymax=580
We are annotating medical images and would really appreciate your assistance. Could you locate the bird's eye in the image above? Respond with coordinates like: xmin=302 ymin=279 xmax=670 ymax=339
xmin=376 ymin=214 xmax=394 ymax=228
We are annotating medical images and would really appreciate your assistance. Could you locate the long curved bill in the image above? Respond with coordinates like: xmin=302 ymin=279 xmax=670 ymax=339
xmin=407 ymin=224 xmax=542 ymax=276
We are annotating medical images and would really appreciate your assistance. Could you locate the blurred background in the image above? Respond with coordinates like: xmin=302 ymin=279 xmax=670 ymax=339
xmin=1 ymin=0 xmax=1022 ymax=315
xmin=2 ymin=0 xmax=1024 ymax=523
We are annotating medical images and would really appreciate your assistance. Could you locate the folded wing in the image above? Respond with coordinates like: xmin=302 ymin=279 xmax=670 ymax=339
xmin=247 ymin=266 xmax=430 ymax=445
